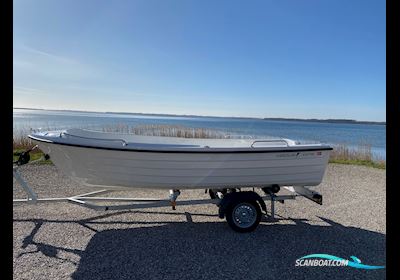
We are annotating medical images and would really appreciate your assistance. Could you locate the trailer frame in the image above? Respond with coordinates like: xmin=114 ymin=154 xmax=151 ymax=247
xmin=13 ymin=164 xmax=322 ymax=221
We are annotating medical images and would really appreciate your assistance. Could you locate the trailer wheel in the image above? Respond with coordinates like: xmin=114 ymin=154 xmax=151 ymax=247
xmin=226 ymin=199 xmax=261 ymax=232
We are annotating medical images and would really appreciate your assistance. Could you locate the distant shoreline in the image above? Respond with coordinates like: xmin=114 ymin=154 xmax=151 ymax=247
xmin=13 ymin=107 xmax=386 ymax=125
xmin=262 ymin=118 xmax=385 ymax=125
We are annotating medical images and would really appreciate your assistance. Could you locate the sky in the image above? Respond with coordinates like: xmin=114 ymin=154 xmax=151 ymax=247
xmin=13 ymin=0 xmax=386 ymax=121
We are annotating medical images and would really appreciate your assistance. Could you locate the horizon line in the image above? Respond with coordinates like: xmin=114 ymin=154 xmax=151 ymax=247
xmin=12 ymin=106 xmax=386 ymax=124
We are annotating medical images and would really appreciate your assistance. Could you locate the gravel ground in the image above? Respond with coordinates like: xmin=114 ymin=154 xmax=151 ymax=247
xmin=13 ymin=164 xmax=386 ymax=280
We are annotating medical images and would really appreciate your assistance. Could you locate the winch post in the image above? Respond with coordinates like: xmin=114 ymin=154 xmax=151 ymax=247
xmin=270 ymin=194 xmax=275 ymax=218
xmin=169 ymin=189 xmax=181 ymax=210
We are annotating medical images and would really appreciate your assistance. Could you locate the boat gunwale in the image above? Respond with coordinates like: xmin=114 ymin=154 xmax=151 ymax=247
xmin=29 ymin=135 xmax=333 ymax=154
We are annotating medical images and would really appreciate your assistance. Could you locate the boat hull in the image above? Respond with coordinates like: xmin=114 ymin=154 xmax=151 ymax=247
xmin=34 ymin=141 xmax=331 ymax=190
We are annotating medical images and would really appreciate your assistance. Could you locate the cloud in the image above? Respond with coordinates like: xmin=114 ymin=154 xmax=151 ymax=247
xmin=13 ymin=59 xmax=34 ymax=69
xmin=19 ymin=45 xmax=80 ymax=65
xmin=13 ymin=86 xmax=48 ymax=95
xmin=13 ymin=44 xmax=100 ymax=80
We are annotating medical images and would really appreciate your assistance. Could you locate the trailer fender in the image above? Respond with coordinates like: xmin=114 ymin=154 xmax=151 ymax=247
xmin=218 ymin=191 xmax=267 ymax=219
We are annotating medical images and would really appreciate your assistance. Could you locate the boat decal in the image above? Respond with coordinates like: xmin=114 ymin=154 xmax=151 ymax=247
xmin=295 ymin=254 xmax=385 ymax=269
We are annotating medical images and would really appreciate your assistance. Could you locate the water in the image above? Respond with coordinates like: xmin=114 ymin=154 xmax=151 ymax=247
xmin=13 ymin=109 xmax=386 ymax=159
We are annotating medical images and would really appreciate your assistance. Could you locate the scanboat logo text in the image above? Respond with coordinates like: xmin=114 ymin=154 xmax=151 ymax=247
xmin=295 ymin=254 xmax=385 ymax=270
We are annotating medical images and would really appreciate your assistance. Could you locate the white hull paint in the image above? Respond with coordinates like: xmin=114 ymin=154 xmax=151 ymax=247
xmin=32 ymin=130 xmax=332 ymax=190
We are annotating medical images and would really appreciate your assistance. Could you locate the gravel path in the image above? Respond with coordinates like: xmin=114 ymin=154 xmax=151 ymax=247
xmin=13 ymin=164 xmax=386 ymax=280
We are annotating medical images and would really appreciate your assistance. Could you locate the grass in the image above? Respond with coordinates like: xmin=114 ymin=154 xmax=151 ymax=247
xmin=13 ymin=149 xmax=52 ymax=165
xmin=328 ymin=142 xmax=385 ymax=169
xmin=13 ymin=124 xmax=385 ymax=169
xmin=328 ymin=158 xmax=385 ymax=169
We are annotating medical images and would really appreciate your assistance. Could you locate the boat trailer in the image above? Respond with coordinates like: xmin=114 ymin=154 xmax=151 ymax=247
xmin=13 ymin=148 xmax=323 ymax=232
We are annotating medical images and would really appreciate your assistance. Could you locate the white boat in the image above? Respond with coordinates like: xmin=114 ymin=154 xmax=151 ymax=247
xmin=28 ymin=128 xmax=333 ymax=190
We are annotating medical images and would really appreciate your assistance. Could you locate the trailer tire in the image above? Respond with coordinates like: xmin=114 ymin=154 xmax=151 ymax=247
xmin=225 ymin=199 xmax=261 ymax=233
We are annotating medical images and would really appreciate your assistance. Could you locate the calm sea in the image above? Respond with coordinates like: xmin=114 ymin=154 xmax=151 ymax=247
xmin=13 ymin=109 xmax=386 ymax=159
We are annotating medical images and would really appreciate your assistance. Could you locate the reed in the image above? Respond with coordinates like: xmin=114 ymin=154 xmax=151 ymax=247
xmin=13 ymin=134 xmax=34 ymax=151
xmin=329 ymin=142 xmax=385 ymax=169
xmin=100 ymin=124 xmax=233 ymax=138
xmin=330 ymin=143 xmax=372 ymax=161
